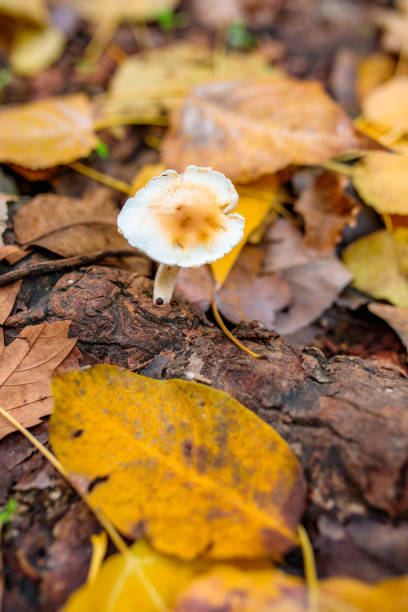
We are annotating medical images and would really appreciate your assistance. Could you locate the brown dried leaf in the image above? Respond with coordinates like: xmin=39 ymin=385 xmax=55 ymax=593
xmin=162 ymin=77 xmax=380 ymax=183
xmin=369 ymin=303 xmax=408 ymax=353
xmin=0 ymin=321 xmax=77 ymax=440
xmin=192 ymin=0 xmax=284 ymax=28
xmin=13 ymin=190 xmax=150 ymax=274
xmin=294 ymin=171 xmax=359 ymax=253
xmin=216 ymin=245 xmax=291 ymax=328
xmin=264 ymin=219 xmax=352 ymax=334
xmin=176 ymin=266 xmax=213 ymax=312
xmin=0 ymin=94 xmax=98 ymax=170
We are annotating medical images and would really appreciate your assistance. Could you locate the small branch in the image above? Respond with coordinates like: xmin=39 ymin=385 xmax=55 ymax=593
xmin=0 ymin=249 xmax=138 ymax=287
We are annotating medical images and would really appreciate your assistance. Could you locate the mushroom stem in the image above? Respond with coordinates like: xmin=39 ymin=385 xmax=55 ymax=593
xmin=153 ymin=263 xmax=180 ymax=304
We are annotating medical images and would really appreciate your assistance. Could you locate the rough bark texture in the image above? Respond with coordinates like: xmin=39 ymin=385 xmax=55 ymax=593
xmin=2 ymin=266 xmax=408 ymax=610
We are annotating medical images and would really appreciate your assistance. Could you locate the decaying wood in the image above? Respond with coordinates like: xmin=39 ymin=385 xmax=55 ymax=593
xmin=3 ymin=265 xmax=408 ymax=603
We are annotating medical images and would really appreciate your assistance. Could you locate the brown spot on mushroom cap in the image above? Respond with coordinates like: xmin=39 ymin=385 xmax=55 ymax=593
xmin=152 ymin=183 xmax=227 ymax=250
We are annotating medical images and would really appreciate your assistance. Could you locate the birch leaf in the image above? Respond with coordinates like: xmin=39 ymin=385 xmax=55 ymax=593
xmin=50 ymin=365 xmax=305 ymax=561
xmin=0 ymin=94 xmax=98 ymax=170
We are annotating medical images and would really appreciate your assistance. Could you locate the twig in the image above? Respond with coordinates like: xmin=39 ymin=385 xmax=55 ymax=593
xmin=0 ymin=249 xmax=138 ymax=287
xmin=211 ymin=297 xmax=261 ymax=359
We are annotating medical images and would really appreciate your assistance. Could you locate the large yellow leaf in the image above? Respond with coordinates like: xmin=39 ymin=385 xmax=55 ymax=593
xmin=62 ymin=539 xmax=204 ymax=612
xmin=162 ymin=77 xmax=380 ymax=183
xmin=10 ymin=24 xmax=66 ymax=76
xmin=362 ymin=77 xmax=408 ymax=133
xmin=0 ymin=94 xmax=98 ymax=169
xmin=352 ymin=148 xmax=408 ymax=215
xmin=64 ymin=0 xmax=179 ymax=23
xmin=172 ymin=566 xmax=408 ymax=612
xmin=50 ymin=365 xmax=305 ymax=561
xmin=212 ymin=176 xmax=278 ymax=288
xmin=102 ymin=43 xmax=276 ymax=123
xmin=0 ymin=0 xmax=48 ymax=26
xmin=343 ymin=229 xmax=408 ymax=307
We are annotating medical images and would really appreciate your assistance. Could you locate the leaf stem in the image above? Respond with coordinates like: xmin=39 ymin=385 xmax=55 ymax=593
xmin=211 ymin=298 xmax=261 ymax=359
xmin=298 ymin=525 xmax=319 ymax=612
xmin=69 ymin=161 xmax=133 ymax=195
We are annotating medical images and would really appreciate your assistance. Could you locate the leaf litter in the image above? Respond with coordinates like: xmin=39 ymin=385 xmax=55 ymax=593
xmin=2 ymin=1 xmax=408 ymax=610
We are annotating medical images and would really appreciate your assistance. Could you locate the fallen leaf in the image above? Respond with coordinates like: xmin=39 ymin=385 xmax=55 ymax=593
xmin=356 ymin=53 xmax=395 ymax=104
xmin=102 ymin=43 xmax=276 ymax=123
xmin=192 ymin=0 xmax=284 ymax=28
xmin=212 ymin=175 xmax=279 ymax=287
xmin=62 ymin=539 xmax=205 ymax=612
xmin=13 ymin=189 xmax=151 ymax=274
xmin=264 ymin=219 xmax=352 ymax=335
xmin=10 ymin=25 xmax=66 ymax=76
xmin=65 ymin=0 xmax=179 ymax=23
xmin=131 ymin=162 xmax=166 ymax=195
xmin=176 ymin=266 xmax=213 ymax=312
xmin=352 ymin=148 xmax=408 ymax=215
xmin=0 ymin=94 xmax=98 ymax=170
xmin=368 ymin=303 xmax=408 ymax=353
xmin=216 ymin=245 xmax=291 ymax=328
xmin=0 ymin=243 xmax=29 ymax=265
xmin=294 ymin=171 xmax=358 ymax=253
xmin=50 ymin=364 xmax=305 ymax=560
xmin=0 ymin=321 xmax=77 ymax=440
xmin=343 ymin=229 xmax=408 ymax=307
xmin=375 ymin=1 xmax=408 ymax=55
xmin=0 ymin=0 xmax=48 ymax=26
xmin=362 ymin=77 xmax=408 ymax=134
xmin=172 ymin=565 xmax=408 ymax=612
xmin=162 ymin=77 xmax=380 ymax=183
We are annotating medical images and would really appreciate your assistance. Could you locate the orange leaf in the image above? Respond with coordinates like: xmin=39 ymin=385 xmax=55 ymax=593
xmin=0 ymin=321 xmax=77 ymax=440
xmin=0 ymin=94 xmax=98 ymax=170
xmin=50 ymin=364 xmax=305 ymax=561
xmin=162 ymin=77 xmax=380 ymax=183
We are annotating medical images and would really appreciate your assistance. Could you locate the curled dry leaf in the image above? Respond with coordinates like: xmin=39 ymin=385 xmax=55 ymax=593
xmin=343 ymin=229 xmax=408 ymax=307
xmin=0 ymin=321 xmax=77 ymax=440
xmin=62 ymin=539 xmax=206 ymax=612
xmin=294 ymin=171 xmax=359 ymax=253
xmin=102 ymin=43 xmax=275 ymax=124
xmin=10 ymin=24 xmax=67 ymax=77
xmin=13 ymin=189 xmax=151 ymax=274
xmin=368 ymin=303 xmax=408 ymax=353
xmin=0 ymin=0 xmax=48 ymax=26
xmin=64 ymin=0 xmax=179 ymax=23
xmin=0 ymin=94 xmax=98 ymax=170
xmin=50 ymin=364 xmax=305 ymax=560
xmin=162 ymin=77 xmax=380 ymax=183
xmin=172 ymin=566 xmax=408 ymax=612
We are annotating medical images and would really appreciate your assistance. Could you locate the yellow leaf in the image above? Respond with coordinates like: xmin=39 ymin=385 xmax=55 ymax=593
xmin=10 ymin=25 xmax=66 ymax=76
xmin=362 ymin=77 xmax=408 ymax=134
xmin=162 ymin=77 xmax=381 ymax=183
xmin=212 ymin=176 xmax=279 ymax=287
xmin=352 ymin=147 xmax=408 ymax=215
xmin=50 ymin=365 xmax=305 ymax=561
xmin=64 ymin=0 xmax=179 ymax=23
xmin=0 ymin=94 xmax=98 ymax=169
xmin=102 ymin=43 xmax=277 ymax=123
xmin=131 ymin=163 xmax=166 ymax=195
xmin=343 ymin=229 xmax=408 ymax=307
xmin=172 ymin=566 xmax=408 ymax=612
xmin=356 ymin=53 xmax=395 ymax=103
xmin=62 ymin=539 xmax=203 ymax=612
xmin=0 ymin=0 xmax=48 ymax=26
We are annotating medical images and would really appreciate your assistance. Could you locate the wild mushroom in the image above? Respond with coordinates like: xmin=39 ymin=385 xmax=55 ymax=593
xmin=117 ymin=165 xmax=244 ymax=304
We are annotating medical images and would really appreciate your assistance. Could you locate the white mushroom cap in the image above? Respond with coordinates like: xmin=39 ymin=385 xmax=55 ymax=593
xmin=117 ymin=165 xmax=244 ymax=267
